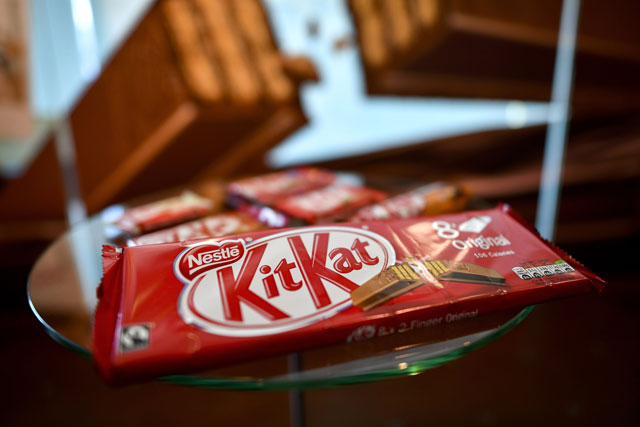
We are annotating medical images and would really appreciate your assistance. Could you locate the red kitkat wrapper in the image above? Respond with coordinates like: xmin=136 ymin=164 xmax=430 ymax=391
xmin=227 ymin=167 xmax=336 ymax=205
xmin=126 ymin=213 xmax=262 ymax=246
xmin=115 ymin=191 xmax=214 ymax=235
xmin=93 ymin=205 xmax=605 ymax=384
xmin=350 ymin=182 xmax=470 ymax=221
xmin=273 ymin=183 xmax=387 ymax=223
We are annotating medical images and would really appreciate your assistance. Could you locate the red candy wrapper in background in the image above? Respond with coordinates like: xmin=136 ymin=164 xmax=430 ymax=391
xmin=93 ymin=205 xmax=605 ymax=384
xmin=227 ymin=168 xmax=385 ymax=226
xmin=227 ymin=167 xmax=336 ymax=205
xmin=273 ymin=183 xmax=386 ymax=224
xmin=126 ymin=213 xmax=262 ymax=246
xmin=350 ymin=182 xmax=470 ymax=221
xmin=115 ymin=191 xmax=214 ymax=235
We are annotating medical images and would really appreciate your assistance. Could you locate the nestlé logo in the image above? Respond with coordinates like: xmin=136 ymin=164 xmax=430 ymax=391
xmin=176 ymin=239 xmax=245 ymax=281
xmin=174 ymin=226 xmax=395 ymax=337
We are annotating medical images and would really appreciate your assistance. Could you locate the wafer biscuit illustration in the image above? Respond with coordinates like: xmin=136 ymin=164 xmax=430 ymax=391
xmin=351 ymin=262 xmax=425 ymax=311
xmin=422 ymin=260 xmax=505 ymax=286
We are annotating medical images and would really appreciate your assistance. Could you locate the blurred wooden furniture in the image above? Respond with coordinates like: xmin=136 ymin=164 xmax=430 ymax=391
xmin=349 ymin=0 xmax=640 ymax=117
xmin=0 ymin=0 xmax=32 ymax=140
xmin=0 ymin=0 xmax=315 ymax=226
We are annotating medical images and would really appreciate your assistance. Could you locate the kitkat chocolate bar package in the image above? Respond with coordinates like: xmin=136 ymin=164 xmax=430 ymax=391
xmin=114 ymin=191 xmax=217 ymax=235
xmin=93 ymin=205 xmax=605 ymax=384
xmin=126 ymin=213 xmax=262 ymax=246
xmin=229 ymin=167 xmax=386 ymax=226
xmin=273 ymin=183 xmax=387 ymax=224
xmin=227 ymin=167 xmax=336 ymax=206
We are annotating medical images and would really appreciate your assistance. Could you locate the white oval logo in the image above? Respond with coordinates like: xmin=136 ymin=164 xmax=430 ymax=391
xmin=175 ymin=226 xmax=396 ymax=337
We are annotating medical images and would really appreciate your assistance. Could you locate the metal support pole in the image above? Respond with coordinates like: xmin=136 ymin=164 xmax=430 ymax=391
xmin=54 ymin=117 xmax=87 ymax=226
xmin=535 ymin=0 xmax=581 ymax=241
xmin=288 ymin=353 xmax=304 ymax=427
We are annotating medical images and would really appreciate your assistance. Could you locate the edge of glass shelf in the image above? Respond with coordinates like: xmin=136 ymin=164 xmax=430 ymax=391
xmin=28 ymin=276 xmax=533 ymax=390
xmin=158 ymin=306 xmax=535 ymax=390
xmin=27 ymin=286 xmax=92 ymax=360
